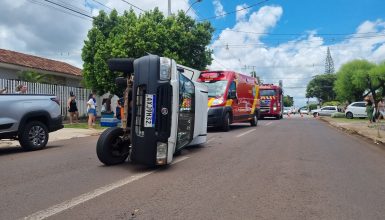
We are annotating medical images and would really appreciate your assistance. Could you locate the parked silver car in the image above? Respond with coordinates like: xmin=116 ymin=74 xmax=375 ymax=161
xmin=345 ymin=101 xmax=367 ymax=119
xmin=311 ymin=106 xmax=339 ymax=117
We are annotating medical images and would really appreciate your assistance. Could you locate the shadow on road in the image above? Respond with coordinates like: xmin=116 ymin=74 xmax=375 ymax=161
xmin=0 ymin=144 xmax=65 ymax=157
xmin=97 ymin=144 xmax=207 ymax=173
xmin=207 ymin=123 xmax=253 ymax=133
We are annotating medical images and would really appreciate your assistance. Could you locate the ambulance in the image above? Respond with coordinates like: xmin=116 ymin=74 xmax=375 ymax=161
xmin=198 ymin=71 xmax=260 ymax=131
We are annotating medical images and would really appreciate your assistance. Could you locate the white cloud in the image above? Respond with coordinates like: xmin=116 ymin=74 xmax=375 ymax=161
xmin=210 ymin=6 xmax=385 ymax=107
xmin=236 ymin=4 xmax=250 ymax=22
xmin=0 ymin=0 xmax=192 ymax=68
xmin=212 ymin=0 xmax=226 ymax=18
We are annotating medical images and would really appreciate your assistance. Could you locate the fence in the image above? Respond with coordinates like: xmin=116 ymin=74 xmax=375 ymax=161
xmin=0 ymin=79 xmax=92 ymax=118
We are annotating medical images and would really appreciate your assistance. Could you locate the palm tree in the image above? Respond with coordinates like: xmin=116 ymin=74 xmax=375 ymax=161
xmin=17 ymin=71 xmax=53 ymax=83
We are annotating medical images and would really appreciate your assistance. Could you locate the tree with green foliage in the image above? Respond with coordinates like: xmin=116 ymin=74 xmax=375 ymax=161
xmin=82 ymin=9 xmax=214 ymax=95
xmin=283 ymin=95 xmax=294 ymax=107
xmin=306 ymin=74 xmax=336 ymax=103
xmin=369 ymin=61 xmax=385 ymax=97
xmin=334 ymin=60 xmax=378 ymax=102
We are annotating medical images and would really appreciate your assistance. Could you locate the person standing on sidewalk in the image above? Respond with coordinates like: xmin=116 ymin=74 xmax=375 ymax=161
xmin=377 ymin=98 xmax=385 ymax=122
xmin=87 ymin=93 xmax=97 ymax=129
xmin=67 ymin=92 xmax=79 ymax=124
xmin=15 ymin=84 xmax=27 ymax=94
xmin=365 ymin=98 xmax=374 ymax=125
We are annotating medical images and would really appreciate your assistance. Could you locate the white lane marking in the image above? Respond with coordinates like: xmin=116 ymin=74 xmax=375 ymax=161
xmin=236 ymin=129 xmax=256 ymax=138
xmin=23 ymin=156 xmax=189 ymax=220
xmin=265 ymin=122 xmax=273 ymax=126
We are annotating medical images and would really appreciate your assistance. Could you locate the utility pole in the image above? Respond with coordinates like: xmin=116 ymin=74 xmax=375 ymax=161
xmin=168 ymin=0 xmax=171 ymax=17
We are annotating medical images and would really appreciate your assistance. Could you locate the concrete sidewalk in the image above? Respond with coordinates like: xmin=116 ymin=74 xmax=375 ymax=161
xmin=320 ymin=117 xmax=385 ymax=145
xmin=0 ymin=128 xmax=104 ymax=148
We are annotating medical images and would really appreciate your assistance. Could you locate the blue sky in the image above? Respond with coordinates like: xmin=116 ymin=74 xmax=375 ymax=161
xmin=195 ymin=0 xmax=385 ymax=44
xmin=1 ymin=0 xmax=384 ymax=106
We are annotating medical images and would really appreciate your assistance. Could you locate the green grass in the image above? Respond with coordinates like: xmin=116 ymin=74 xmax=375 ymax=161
xmin=326 ymin=117 xmax=368 ymax=123
xmin=64 ymin=122 xmax=105 ymax=130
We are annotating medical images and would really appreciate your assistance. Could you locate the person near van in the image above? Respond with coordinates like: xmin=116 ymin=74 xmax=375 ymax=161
xmin=116 ymin=98 xmax=123 ymax=120
xmin=67 ymin=92 xmax=79 ymax=124
xmin=87 ymin=93 xmax=97 ymax=128
xmin=377 ymin=98 xmax=385 ymax=121
xmin=365 ymin=98 xmax=374 ymax=124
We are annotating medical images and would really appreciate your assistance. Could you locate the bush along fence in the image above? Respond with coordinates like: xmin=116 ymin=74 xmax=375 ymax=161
xmin=0 ymin=78 xmax=92 ymax=118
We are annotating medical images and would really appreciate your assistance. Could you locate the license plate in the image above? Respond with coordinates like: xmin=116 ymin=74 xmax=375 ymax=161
xmin=144 ymin=94 xmax=156 ymax=128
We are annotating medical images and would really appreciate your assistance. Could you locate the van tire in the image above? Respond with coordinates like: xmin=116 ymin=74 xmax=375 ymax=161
xmin=250 ymin=113 xmax=258 ymax=126
xmin=97 ymin=127 xmax=129 ymax=165
xmin=19 ymin=121 xmax=49 ymax=151
xmin=346 ymin=112 xmax=353 ymax=119
xmin=222 ymin=113 xmax=230 ymax=132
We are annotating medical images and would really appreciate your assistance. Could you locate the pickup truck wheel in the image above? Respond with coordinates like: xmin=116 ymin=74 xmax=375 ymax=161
xmin=221 ymin=113 xmax=230 ymax=132
xmin=19 ymin=121 xmax=49 ymax=151
xmin=97 ymin=127 xmax=129 ymax=165
xmin=250 ymin=114 xmax=258 ymax=126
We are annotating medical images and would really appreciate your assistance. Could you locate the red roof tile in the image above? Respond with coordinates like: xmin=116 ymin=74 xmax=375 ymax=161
xmin=0 ymin=48 xmax=82 ymax=77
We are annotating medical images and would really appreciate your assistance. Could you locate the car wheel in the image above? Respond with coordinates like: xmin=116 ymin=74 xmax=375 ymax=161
xmin=346 ymin=112 xmax=353 ymax=119
xmin=19 ymin=121 xmax=49 ymax=151
xmin=221 ymin=113 xmax=230 ymax=132
xmin=96 ymin=127 xmax=130 ymax=165
xmin=313 ymin=112 xmax=319 ymax=117
xmin=250 ymin=113 xmax=258 ymax=126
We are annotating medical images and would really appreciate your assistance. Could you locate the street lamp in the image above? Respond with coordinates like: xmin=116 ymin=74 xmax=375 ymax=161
xmin=186 ymin=0 xmax=202 ymax=14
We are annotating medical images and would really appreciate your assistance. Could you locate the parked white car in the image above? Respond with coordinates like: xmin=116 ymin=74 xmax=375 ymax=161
xmin=311 ymin=106 xmax=339 ymax=117
xmin=345 ymin=101 xmax=367 ymax=119
xmin=298 ymin=107 xmax=309 ymax=114
xmin=283 ymin=107 xmax=292 ymax=115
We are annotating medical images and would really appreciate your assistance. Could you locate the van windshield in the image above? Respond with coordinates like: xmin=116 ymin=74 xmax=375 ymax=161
xmin=260 ymin=89 xmax=276 ymax=96
xmin=202 ymin=80 xmax=228 ymax=98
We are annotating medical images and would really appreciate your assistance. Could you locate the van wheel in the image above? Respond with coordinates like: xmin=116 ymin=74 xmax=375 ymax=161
xmin=97 ymin=127 xmax=130 ymax=165
xmin=346 ymin=112 xmax=353 ymax=119
xmin=250 ymin=114 xmax=258 ymax=126
xmin=222 ymin=113 xmax=230 ymax=132
xmin=19 ymin=121 xmax=49 ymax=151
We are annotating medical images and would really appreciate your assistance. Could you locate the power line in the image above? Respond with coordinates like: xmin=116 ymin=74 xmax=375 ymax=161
xmin=119 ymin=0 xmax=145 ymax=12
xmin=183 ymin=0 xmax=201 ymax=19
xmin=212 ymin=58 xmax=230 ymax=69
xmin=198 ymin=0 xmax=269 ymax=21
xmin=41 ymin=0 xmax=93 ymax=19
xmin=212 ymin=34 xmax=385 ymax=48
xmin=27 ymin=0 xmax=92 ymax=21
xmin=56 ymin=0 xmax=91 ymax=15
xmin=219 ymin=29 xmax=383 ymax=37
xmin=91 ymin=0 xmax=113 ymax=10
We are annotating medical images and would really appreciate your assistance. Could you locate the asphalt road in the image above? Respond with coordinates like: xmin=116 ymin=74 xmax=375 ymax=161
xmin=1 ymin=116 xmax=385 ymax=220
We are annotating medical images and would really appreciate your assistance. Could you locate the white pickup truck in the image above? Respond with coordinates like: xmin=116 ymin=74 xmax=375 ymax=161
xmin=0 ymin=94 xmax=63 ymax=150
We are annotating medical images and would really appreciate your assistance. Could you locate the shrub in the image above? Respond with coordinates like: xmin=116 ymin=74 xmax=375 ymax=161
xmin=331 ymin=112 xmax=345 ymax=118
xmin=308 ymin=104 xmax=318 ymax=111
xmin=322 ymin=101 xmax=342 ymax=107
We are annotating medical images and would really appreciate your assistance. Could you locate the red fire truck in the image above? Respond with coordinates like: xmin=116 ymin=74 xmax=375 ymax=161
xmin=259 ymin=84 xmax=283 ymax=119
xmin=198 ymin=71 xmax=260 ymax=131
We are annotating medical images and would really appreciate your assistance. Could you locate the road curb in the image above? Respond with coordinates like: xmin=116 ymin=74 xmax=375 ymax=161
xmin=319 ymin=117 xmax=385 ymax=150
